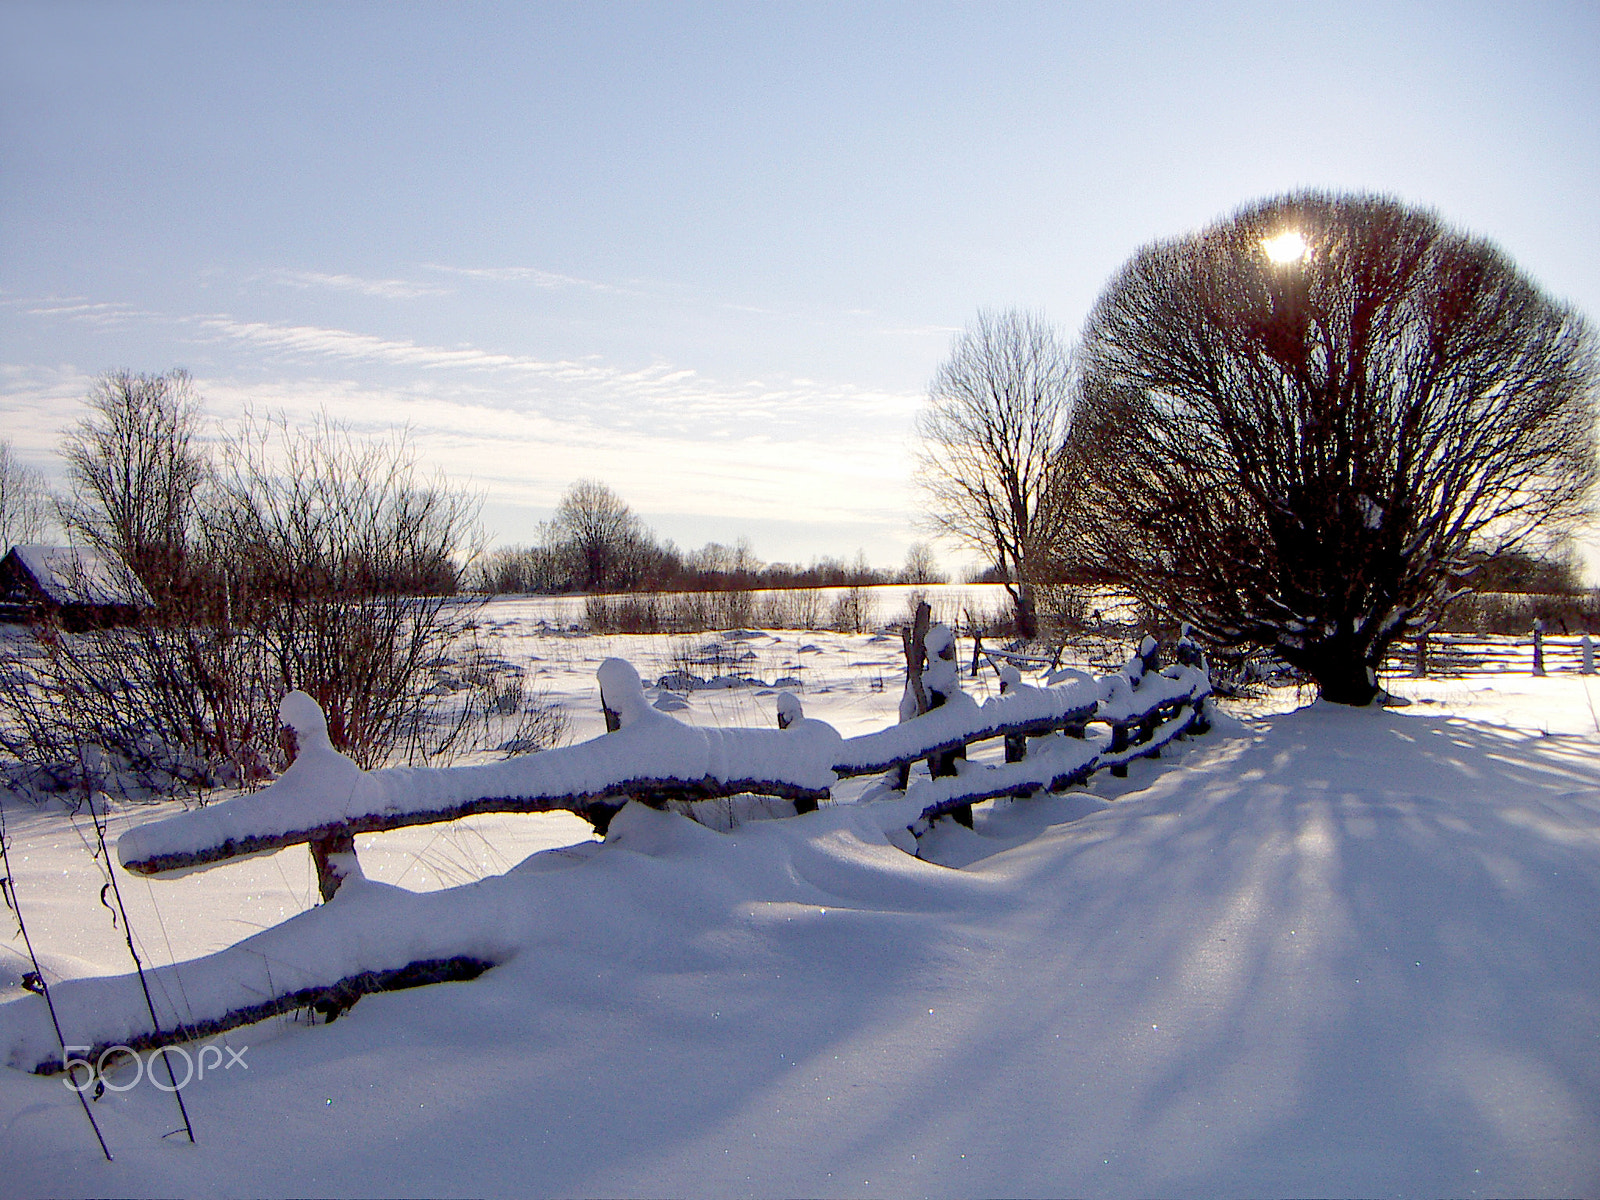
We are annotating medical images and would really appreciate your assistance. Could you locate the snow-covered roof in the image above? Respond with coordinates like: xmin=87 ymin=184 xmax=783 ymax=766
xmin=3 ymin=544 xmax=154 ymax=609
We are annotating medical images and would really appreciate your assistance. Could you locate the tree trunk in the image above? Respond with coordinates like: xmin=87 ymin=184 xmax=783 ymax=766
xmin=1005 ymin=582 xmax=1039 ymax=641
xmin=1293 ymin=638 xmax=1382 ymax=706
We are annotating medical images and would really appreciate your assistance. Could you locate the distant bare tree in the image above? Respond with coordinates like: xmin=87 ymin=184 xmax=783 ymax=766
xmin=552 ymin=479 xmax=653 ymax=592
xmin=1064 ymin=191 xmax=1599 ymax=704
xmin=916 ymin=309 xmax=1074 ymax=638
xmin=0 ymin=439 xmax=52 ymax=546
xmin=58 ymin=370 xmax=209 ymax=606
xmin=899 ymin=541 xmax=947 ymax=585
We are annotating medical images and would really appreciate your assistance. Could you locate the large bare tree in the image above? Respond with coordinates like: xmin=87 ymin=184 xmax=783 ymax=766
xmin=916 ymin=309 xmax=1074 ymax=638
xmin=1063 ymin=192 xmax=1598 ymax=704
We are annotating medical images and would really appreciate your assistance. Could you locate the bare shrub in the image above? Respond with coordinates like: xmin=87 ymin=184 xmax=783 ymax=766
xmin=829 ymin=586 xmax=871 ymax=633
xmin=765 ymin=587 xmax=826 ymax=630
xmin=1437 ymin=590 xmax=1600 ymax=636
xmin=209 ymin=413 xmax=482 ymax=769
xmin=0 ymin=620 xmax=277 ymax=800
xmin=399 ymin=632 xmax=569 ymax=765
xmin=1 ymin=399 xmax=499 ymax=797
xmin=583 ymin=593 xmax=665 ymax=634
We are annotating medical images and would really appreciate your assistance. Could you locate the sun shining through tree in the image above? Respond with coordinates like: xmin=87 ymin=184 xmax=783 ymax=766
xmin=1060 ymin=191 xmax=1599 ymax=705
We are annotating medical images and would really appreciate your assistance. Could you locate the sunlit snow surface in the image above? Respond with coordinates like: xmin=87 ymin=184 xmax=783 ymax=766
xmin=2 ymin=595 xmax=1599 ymax=1198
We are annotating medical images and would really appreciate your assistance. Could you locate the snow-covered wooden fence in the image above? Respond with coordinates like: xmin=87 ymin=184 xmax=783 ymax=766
xmin=1386 ymin=630 xmax=1599 ymax=678
xmin=2 ymin=633 xmax=1211 ymax=1075
xmin=117 ymin=639 xmax=1211 ymax=888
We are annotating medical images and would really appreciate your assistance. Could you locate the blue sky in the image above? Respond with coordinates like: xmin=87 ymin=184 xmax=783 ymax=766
xmin=3 ymin=1 xmax=1598 ymax=571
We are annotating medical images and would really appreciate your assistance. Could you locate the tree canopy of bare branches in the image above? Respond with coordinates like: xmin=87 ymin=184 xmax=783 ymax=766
xmin=551 ymin=479 xmax=657 ymax=592
xmin=58 ymin=370 xmax=209 ymax=606
xmin=0 ymin=439 xmax=52 ymax=546
xmin=916 ymin=309 xmax=1074 ymax=638
xmin=1063 ymin=191 xmax=1599 ymax=704
xmin=2 ymin=386 xmax=515 ymax=794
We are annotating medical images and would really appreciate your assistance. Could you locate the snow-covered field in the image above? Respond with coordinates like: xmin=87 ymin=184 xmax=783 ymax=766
xmin=2 ymin=597 xmax=1598 ymax=1198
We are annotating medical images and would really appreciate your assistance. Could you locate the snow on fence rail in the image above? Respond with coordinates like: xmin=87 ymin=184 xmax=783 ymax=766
xmin=3 ymin=633 xmax=1211 ymax=1075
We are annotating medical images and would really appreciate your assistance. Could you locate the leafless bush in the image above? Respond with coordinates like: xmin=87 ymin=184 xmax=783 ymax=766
xmin=1 ymin=394 xmax=497 ymax=796
xmin=208 ymin=413 xmax=483 ymax=769
xmin=0 ymin=621 xmax=277 ymax=801
xmin=398 ymin=632 xmax=569 ymax=765
xmin=583 ymin=593 xmax=666 ymax=633
xmin=829 ymin=586 xmax=871 ymax=633
xmin=756 ymin=587 xmax=825 ymax=630
xmin=584 ymin=587 xmax=842 ymax=634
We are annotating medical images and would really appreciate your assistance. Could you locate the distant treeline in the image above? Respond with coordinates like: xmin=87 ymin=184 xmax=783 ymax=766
xmin=468 ymin=479 xmax=947 ymax=595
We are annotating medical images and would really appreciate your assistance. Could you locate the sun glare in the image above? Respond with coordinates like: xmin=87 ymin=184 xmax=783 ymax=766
xmin=1263 ymin=230 xmax=1310 ymax=264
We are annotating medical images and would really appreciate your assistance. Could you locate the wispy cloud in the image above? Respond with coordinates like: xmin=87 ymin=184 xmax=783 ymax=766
xmin=265 ymin=270 xmax=450 ymax=300
xmin=0 ymin=364 xmax=97 ymax=462
xmin=12 ymin=296 xmax=161 ymax=327
xmin=192 ymin=372 xmax=917 ymax=532
xmin=8 ymin=293 xmax=924 ymax=545
xmin=188 ymin=314 xmax=920 ymax=438
xmin=877 ymin=322 xmax=964 ymax=337
xmin=421 ymin=263 xmax=633 ymax=295
xmin=193 ymin=315 xmax=583 ymax=374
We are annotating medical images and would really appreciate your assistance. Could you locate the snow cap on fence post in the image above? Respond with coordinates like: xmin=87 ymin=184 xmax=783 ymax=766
xmin=923 ymin=624 xmax=961 ymax=702
xmin=776 ymin=692 xmax=803 ymax=730
xmin=280 ymin=690 xmax=333 ymax=755
xmin=598 ymin=658 xmax=650 ymax=732
xmin=1174 ymin=625 xmax=1205 ymax=668
xmin=1137 ymin=635 xmax=1160 ymax=678
xmin=276 ymin=691 xmax=368 ymax=901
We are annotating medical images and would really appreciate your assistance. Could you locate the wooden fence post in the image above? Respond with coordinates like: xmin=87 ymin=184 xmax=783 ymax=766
xmin=777 ymin=694 xmax=819 ymax=815
xmin=1109 ymin=722 xmax=1130 ymax=777
xmin=998 ymin=666 xmax=1027 ymax=763
xmin=1583 ymin=634 xmax=1595 ymax=676
xmin=925 ymin=629 xmax=965 ymax=780
xmin=1533 ymin=620 xmax=1546 ymax=677
xmin=310 ymin=830 xmax=359 ymax=903
xmin=279 ymin=691 xmax=366 ymax=901
xmin=924 ymin=622 xmax=970 ymax=825
xmin=587 ymin=660 xmax=645 ymax=835
xmin=894 ymin=602 xmax=932 ymax=791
